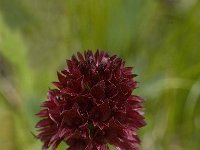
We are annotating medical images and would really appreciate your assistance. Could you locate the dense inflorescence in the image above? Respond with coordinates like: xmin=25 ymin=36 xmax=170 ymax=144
xmin=36 ymin=50 xmax=145 ymax=150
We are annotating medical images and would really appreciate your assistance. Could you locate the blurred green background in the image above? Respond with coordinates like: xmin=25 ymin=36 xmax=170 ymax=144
xmin=0 ymin=0 xmax=200 ymax=150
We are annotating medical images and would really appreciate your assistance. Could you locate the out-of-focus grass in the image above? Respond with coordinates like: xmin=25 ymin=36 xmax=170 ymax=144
xmin=0 ymin=0 xmax=200 ymax=149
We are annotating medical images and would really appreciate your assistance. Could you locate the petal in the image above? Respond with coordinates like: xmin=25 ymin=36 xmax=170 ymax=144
xmin=57 ymin=71 xmax=65 ymax=83
xmin=61 ymin=87 xmax=76 ymax=96
xmin=36 ymin=109 xmax=48 ymax=117
xmin=95 ymin=49 xmax=100 ymax=63
xmin=91 ymin=80 xmax=105 ymax=100
xmin=105 ymin=81 xmax=118 ymax=98
xmin=52 ymin=82 xmax=63 ymax=89
xmin=128 ymin=95 xmax=144 ymax=103
xmin=61 ymin=107 xmax=84 ymax=128
xmin=52 ymin=139 xmax=62 ymax=150
xmin=67 ymin=59 xmax=74 ymax=72
xmin=36 ymin=118 xmax=54 ymax=128
xmin=98 ymin=101 xmax=111 ymax=122
xmin=77 ymin=52 xmax=85 ymax=62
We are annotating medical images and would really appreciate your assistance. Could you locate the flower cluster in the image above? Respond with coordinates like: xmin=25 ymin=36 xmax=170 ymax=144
xmin=36 ymin=50 xmax=145 ymax=150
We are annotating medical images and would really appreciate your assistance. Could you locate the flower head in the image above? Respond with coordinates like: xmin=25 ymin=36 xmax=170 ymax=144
xmin=36 ymin=50 xmax=145 ymax=150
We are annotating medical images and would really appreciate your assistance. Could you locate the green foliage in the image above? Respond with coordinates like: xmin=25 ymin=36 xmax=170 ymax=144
xmin=0 ymin=0 xmax=200 ymax=149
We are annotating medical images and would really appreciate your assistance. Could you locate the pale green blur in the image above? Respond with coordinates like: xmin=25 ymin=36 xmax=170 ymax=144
xmin=0 ymin=0 xmax=200 ymax=150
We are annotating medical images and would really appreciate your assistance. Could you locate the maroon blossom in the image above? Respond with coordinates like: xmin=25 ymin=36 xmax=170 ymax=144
xmin=35 ymin=50 xmax=145 ymax=150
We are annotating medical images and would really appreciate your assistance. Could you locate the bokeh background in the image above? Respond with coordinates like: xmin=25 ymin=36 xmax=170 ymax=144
xmin=0 ymin=0 xmax=200 ymax=150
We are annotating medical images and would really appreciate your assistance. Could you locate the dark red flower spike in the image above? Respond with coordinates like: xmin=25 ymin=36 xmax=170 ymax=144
xmin=36 ymin=50 xmax=145 ymax=150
